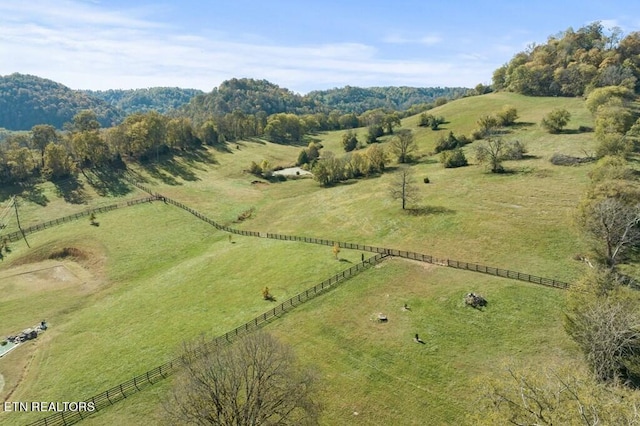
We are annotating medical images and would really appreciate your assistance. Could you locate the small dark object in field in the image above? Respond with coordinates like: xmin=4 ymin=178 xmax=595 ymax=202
xmin=423 ymin=177 xmax=430 ymax=184
xmin=464 ymin=292 xmax=487 ymax=308
xmin=414 ymin=333 xmax=425 ymax=344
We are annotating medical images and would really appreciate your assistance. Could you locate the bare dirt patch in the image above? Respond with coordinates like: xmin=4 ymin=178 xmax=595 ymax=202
xmin=0 ymin=260 xmax=96 ymax=300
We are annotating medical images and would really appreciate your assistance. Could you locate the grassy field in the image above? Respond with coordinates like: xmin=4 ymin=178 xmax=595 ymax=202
xmin=0 ymin=92 xmax=598 ymax=424
xmin=79 ymin=259 xmax=577 ymax=426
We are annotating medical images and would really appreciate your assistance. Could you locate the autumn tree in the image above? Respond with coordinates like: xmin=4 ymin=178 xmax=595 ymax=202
xmin=365 ymin=144 xmax=386 ymax=174
xmin=43 ymin=143 xmax=75 ymax=180
xmin=30 ymin=124 xmax=58 ymax=167
xmin=312 ymin=152 xmax=344 ymax=186
xmin=389 ymin=166 xmax=417 ymax=210
xmin=341 ymin=130 xmax=359 ymax=152
xmin=164 ymin=332 xmax=321 ymax=425
xmin=264 ymin=113 xmax=305 ymax=144
xmin=389 ymin=129 xmax=417 ymax=163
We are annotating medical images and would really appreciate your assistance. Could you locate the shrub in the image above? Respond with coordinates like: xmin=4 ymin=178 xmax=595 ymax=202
xmin=440 ymin=149 xmax=468 ymax=168
xmin=423 ymin=177 xmax=430 ymax=184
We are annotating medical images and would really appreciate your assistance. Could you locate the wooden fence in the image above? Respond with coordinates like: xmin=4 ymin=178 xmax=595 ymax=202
xmin=23 ymin=179 xmax=572 ymax=425
xmin=123 ymin=176 xmax=569 ymax=290
xmin=0 ymin=196 xmax=158 ymax=244
xmin=27 ymin=253 xmax=387 ymax=426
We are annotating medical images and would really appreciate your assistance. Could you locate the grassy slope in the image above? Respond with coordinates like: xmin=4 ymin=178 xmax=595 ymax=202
xmin=0 ymin=92 xmax=594 ymax=424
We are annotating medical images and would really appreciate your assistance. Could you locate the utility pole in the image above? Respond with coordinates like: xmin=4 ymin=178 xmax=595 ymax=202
xmin=13 ymin=197 xmax=30 ymax=248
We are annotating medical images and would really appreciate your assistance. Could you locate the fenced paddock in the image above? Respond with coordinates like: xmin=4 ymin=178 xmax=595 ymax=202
xmin=27 ymin=253 xmax=387 ymax=426
xmin=21 ymin=179 xmax=570 ymax=425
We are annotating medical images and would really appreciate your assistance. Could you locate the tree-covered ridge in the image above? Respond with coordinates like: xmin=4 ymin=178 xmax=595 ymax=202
xmin=493 ymin=22 xmax=640 ymax=97
xmin=181 ymin=78 xmax=318 ymax=124
xmin=84 ymin=87 xmax=204 ymax=115
xmin=0 ymin=73 xmax=123 ymax=131
xmin=305 ymin=86 xmax=468 ymax=114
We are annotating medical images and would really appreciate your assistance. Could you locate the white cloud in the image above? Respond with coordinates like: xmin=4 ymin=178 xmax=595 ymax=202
xmin=0 ymin=1 xmax=483 ymax=92
xmin=382 ymin=34 xmax=442 ymax=46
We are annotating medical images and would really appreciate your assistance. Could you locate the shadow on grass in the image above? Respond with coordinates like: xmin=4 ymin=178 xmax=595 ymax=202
xmin=85 ymin=168 xmax=132 ymax=197
xmin=20 ymin=183 xmax=49 ymax=206
xmin=53 ymin=175 xmax=89 ymax=204
xmin=339 ymin=258 xmax=353 ymax=264
xmin=406 ymin=206 xmax=455 ymax=216
xmin=140 ymin=147 xmax=219 ymax=185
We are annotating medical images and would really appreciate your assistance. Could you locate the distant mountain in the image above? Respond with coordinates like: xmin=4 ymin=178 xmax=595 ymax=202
xmin=84 ymin=87 xmax=204 ymax=115
xmin=305 ymin=86 xmax=469 ymax=114
xmin=0 ymin=73 xmax=123 ymax=130
xmin=0 ymin=74 xmax=470 ymax=131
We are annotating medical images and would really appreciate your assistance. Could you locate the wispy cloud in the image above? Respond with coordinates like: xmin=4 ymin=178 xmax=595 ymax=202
xmin=382 ymin=34 xmax=443 ymax=46
xmin=0 ymin=1 xmax=482 ymax=92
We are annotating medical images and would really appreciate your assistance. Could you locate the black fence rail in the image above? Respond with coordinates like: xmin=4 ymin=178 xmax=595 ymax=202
xmin=151 ymin=193 xmax=570 ymax=290
xmin=0 ymin=196 xmax=158 ymax=244
xmin=28 ymin=253 xmax=387 ymax=426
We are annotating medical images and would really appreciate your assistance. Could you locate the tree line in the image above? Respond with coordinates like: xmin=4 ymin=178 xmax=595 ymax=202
xmin=494 ymin=22 xmax=640 ymax=97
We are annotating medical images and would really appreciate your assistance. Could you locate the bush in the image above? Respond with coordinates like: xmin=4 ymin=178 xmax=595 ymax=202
xmin=423 ymin=177 xmax=430 ymax=184
xmin=435 ymin=131 xmax=468 ymax=153
xmin=505 ymin=140 xmax=527 ymax=160
xmin=440 ymin=149 xmax=468 ymax=168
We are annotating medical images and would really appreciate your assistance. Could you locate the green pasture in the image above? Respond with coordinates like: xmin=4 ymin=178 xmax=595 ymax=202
xmin=71 ymin=259 xmax=577 ymax=426
xmin=0 ymin=203 xmax=366 ymax=424
xmin=0 ymin=92 xmax=601 ymax=424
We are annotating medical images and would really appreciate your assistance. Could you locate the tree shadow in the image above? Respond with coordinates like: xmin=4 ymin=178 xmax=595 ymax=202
xmin=53 ymin=175 xmax=89 ymax=204
xmin=511 ymin=122 xmax=536 ymax=129
xmin=144 ymin=164 xmax=182 ymax=186
xmin=20 ymin=183 xmax=49 ymax=206
xmin=0 ymin=183 xmax=23 ymax=202
xmin=406 ymin=206 xmax=455 ymax=216
xmin=140 ymin=147 xmax=219 ymax=185
xmin=86 ymin=168 xmax=132 ymax=197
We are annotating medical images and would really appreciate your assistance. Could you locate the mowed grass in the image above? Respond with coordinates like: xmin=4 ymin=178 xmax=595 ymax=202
xmin=0 ymin=202 xmax=366 ymax=425
xmin=0 ymin=92 xmax=595 ymax=424
xmin=73 ymin=259 xmax=577 ymax=426
xmin=125 ymin=93 xmax=595 ymax=282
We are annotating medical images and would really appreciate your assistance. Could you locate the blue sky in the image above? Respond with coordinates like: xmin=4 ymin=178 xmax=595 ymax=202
xmin=1 ymin=0 xmax=639 ymax=93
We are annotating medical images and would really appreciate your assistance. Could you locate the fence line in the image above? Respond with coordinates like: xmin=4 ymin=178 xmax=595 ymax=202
xmin=0 ymin=196 xmax=159 ymax=244
xmin=24 ymin=178 xmax=569 ymax=425
xmin=28 ymin=253 xmax=387 ymax=426
xmin=123 ymin=176 xmax=569 ymax=290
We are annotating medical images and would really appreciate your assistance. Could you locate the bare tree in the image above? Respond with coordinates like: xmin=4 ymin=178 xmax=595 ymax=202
xmin=565 ymin=294 xmax=640 ymax=384
xmin=475 ymin=137 xmax=526 ymax=173
xmin=474 ymin=363 xmax=640 ymax=425
xmin=582 ymin=197 xmax=640 ymax=267
xmin=164 ymin=332 xmax=321 ymax=425
xmin=389 ymin=166 xmax=417 ymax=210
xmin=389 ymin=129 xmax=417 ymax=163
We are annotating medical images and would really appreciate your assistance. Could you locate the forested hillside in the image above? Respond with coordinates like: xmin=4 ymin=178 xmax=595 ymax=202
xmin=494 ymin=22 xmax=640 ymax=96
xmin=305 ymin=85 xmax=468 ymax=114
xmin=84 ymin=87 xmax=203 ymax=115
xmin=181 ymin=78 xmax=469 ymax=123
xmin=181 ymin=78 xmax=318 ymax=123
xmin=0 ymin=73 xmax=122 ymax=130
